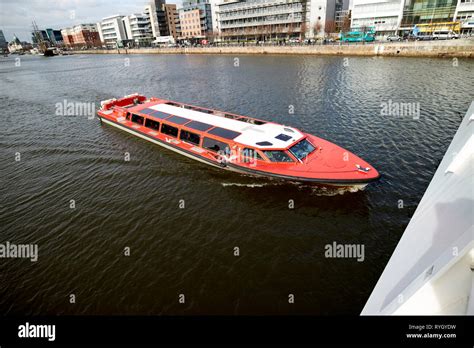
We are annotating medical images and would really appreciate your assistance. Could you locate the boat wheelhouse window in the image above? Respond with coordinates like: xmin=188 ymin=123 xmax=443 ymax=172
xmin=224 ymin=113 xmax=240 ymax=119
xmin=126 ymin=112 xmax=131 ymax=120
xmin=242 ymin=148 xmax=264 ymax=162
xmin=150 ymin=111 xmax=171 ymax=119
xmin=198 ymin=108 xmax=213 ymax=114
xmin=288 ymin=139 xmax=316 ymax=161
xmin=139 ymin=108 xmax=158 ymax=115
xmin=161 ymin=123 xmax=179 ymax=138
xmin=167 ymin=115 xmax=190 ymax=125
xmin=256 ymin=141 xmax=273 ymax=146
xmin=186 ymin=120 xmax=213 ymax=132
xmin=131 ymin=114 xmax=144 ymax=125
xmin=207 ymin=127 xmax=241 ymax=140
xmin=145 ymin=118 xmax=160 ymax=131
xmin=237 ymin=117 xmax=266 ymax=125
xmin=180 ymin=130 xmax=200 ymax=145
xmin=263 ymin=150 xmax=294 ymax=162
xmin=188 ymin=105 xmax=212 ymax=114
xmin=275 ymin=134 xmax=292 ymax=142
xmin=203 ymin=137 xmax=230 ymax=154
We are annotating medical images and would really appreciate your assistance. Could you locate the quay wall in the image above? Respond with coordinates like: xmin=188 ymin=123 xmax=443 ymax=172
xmin=75 ymin=41 xmax=474 ymax=58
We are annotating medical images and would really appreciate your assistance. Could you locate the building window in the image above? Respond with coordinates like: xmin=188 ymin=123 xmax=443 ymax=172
xmin=161 ymin=123 xmax=179 ymax=137
xmin=180 ymin=130 xmax=200 ymax=145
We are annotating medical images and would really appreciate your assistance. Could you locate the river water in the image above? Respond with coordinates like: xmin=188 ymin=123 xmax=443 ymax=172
xmin=0 ymin=54 xmax=472 ymax=315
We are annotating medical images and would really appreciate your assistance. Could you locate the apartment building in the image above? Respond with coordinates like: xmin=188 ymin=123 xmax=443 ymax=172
xmin=97 ymin=15 xmax=128 ymax=48
xmin=454 ymin=0 xmax=474 ymax=33
xmin=179 ymin=0 xmax=213 ymax=39
xmin=61 ymin=24 xmax=101 ymax=48
xmin=144 ymin=0 xmax=180 ymax=40
xmin=122 ymin=13 xmax=154 ymax=46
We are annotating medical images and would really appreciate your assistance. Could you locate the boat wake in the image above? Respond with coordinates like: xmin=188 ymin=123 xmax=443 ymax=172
xmin=221 ymin=180 xmax=366 ymax=196
xmin=221 ymin=182 xmax=268 ymax=188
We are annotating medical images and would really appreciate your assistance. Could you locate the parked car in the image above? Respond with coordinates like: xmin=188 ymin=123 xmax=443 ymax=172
xmin=415 ymin=33 xmax=433 ymax=41
xmin=386 ymin=35 xmax=401 ymax=42
xmin=432 ymin=30 xmax=459 ymax=40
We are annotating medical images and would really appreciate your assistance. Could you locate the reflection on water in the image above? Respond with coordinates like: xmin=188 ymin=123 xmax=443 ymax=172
xmin=0 ymin=54 xmax=472 ymax=315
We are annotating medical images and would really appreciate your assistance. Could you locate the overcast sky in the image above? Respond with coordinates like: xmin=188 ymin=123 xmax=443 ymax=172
xmin=0 ymin=0 xmax=182 ymax=42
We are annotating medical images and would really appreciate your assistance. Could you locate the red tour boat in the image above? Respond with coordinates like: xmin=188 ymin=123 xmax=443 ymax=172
xmin=98 ymin=94 xmax=380 ymax=188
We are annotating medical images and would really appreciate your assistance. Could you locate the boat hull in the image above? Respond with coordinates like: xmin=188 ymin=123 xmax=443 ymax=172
xmin=99 ymin=115 xmax=376 ymax=188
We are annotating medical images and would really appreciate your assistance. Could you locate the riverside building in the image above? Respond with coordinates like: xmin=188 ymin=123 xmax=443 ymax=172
xmin=179 ymin=0 xmax=214 ymax=40
xmin=351 ymin=0 xmax=469 ymax=35
xmin=97 ymin=15 xmax=128 ymax=48
xmin=455 ymin=0 xmax=474 ymax=33
xmin=61 ymin=24 xmax=101 ymax=48
xmin=122 ymin=13 xmax=154 ymax=46
xmin=216 ymin=0 xmax=345 ymax=42
xmin=144 ymin=0 xmax=180 ymax=40
xmin=351 ymin=0 xmax=405 ymax=35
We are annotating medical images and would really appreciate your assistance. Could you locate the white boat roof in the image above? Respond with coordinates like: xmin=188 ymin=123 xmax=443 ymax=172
xmin=150 ymin=103 xmax=304 ymax=149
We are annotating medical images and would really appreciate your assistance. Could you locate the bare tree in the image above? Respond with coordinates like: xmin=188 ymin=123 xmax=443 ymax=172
xmin=288 ymin=23 xmax=294 ymax=40
xmin=313 ymin=21 xmax=322 ymax=37
xmin=325 ymin=20 xmax=336 ymax=34
xmin=207 ymin=29 xmax=215 ymax=42
xmin=300 ymin=22 xmax=307 ymax=40
xmin=342 ymin=13 xmax=351 ymax=33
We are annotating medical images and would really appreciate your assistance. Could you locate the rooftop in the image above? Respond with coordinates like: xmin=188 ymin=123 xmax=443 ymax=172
xmin=146 ymin=103 xmax=304 ymax=149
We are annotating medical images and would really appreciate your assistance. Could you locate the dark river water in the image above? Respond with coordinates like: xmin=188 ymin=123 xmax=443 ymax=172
xmin=0 ymin=54 xmax=472 ymax=315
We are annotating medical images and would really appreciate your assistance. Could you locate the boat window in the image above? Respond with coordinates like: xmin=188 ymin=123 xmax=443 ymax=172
xmin=275 ymin=134 xmax=292 ymax=142
xmin=237 ymin=117 xmax=266 ymax=125
xmin=224 ymin=113 xmax=240 ymax=119
xmin=126 ymin=112 xmax=131 ymax=121
xmin=145 ymin=118 xmax=160 ymax=131
xmin=161 ymin=123 xmax=178 ymax=138
xmin=180 ymin=130 xmax=200 ymax=145
xmin=288 ymin=139 xmax=316 ymax=161
xmin=242 ymin=148 xmax=264 ymax=162
xmin=207 ymin=127 xmax=241 ymax=140
xmin=167 ymin=115 xmax=190 ymax=125
xmin=203 ymin=137 xmax=230 ymax=154
xmin=186 ymin=120 xmax=213 ymax=132
xmin=131 ymin=114 xmax=144 ymax=125
xmin=256 ymin=141 xmax=273 ymax=146
xmin=263 ymin=150 xmax=294 ymax=162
